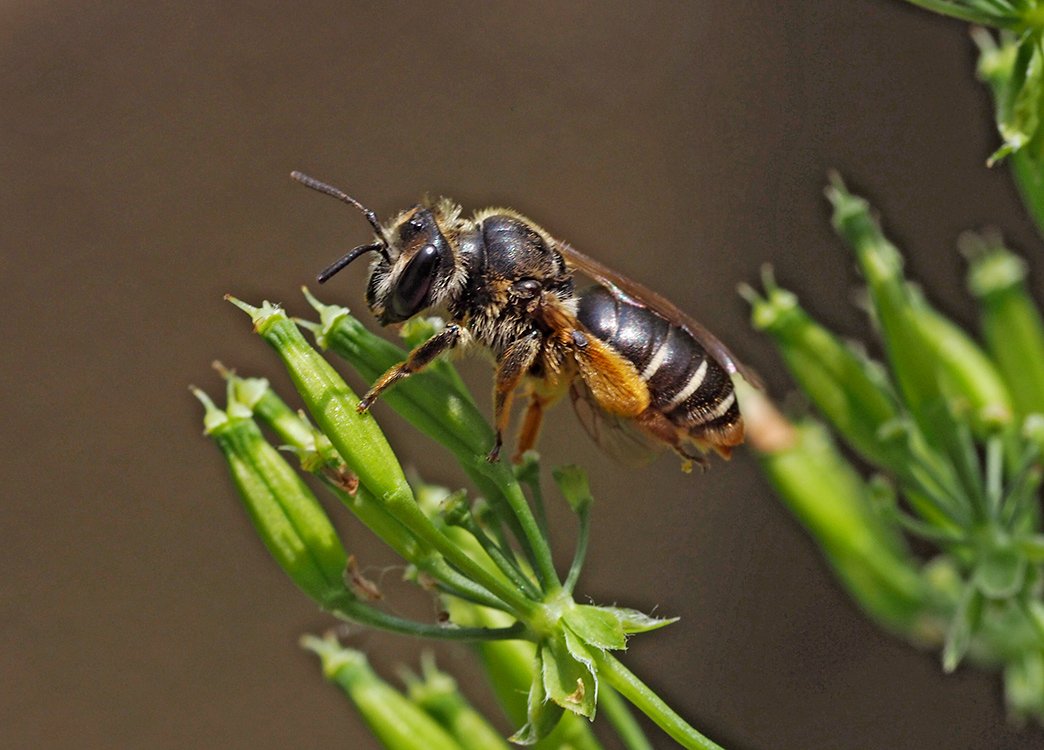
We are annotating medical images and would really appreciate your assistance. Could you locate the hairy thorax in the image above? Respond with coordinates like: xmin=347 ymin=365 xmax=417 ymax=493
xmin=448 ymin=212 xmax=577 ymax=379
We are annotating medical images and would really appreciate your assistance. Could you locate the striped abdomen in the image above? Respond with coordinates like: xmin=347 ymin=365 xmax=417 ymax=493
xmin=576 ymin=285 xmax=742 ymax=451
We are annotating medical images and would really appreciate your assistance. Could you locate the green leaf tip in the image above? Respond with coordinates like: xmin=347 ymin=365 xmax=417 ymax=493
xmin=604 ymin=606 xmax=679 ymax=634
xmin=564 ymin=604 xmax=628 ymax=651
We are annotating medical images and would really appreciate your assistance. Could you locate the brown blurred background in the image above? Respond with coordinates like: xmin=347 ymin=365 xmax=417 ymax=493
xmin=4 ymin=2 xmax=1043 ymax=748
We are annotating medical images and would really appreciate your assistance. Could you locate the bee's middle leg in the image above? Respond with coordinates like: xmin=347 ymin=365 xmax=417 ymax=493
xmin=358 ymin=324 xmax=462 ymax=412
xmin=488 ymin=332 xmax=541 ymax=462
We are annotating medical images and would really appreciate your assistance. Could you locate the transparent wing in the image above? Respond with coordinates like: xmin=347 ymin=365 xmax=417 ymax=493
xmin=555 ymin=241 xmax=762 ymax=389
xmin=569 ymin=383 xmax=663 ymax=468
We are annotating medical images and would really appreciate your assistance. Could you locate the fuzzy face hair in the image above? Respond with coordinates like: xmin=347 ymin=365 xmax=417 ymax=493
xmin=364 ymin=198 xmax=471 ymax=324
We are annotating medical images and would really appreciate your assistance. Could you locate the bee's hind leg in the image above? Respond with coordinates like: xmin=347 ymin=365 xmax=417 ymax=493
xmin=632 ymin=408 xmax=710 ymax=474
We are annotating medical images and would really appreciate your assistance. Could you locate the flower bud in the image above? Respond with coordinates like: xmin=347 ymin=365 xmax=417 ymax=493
xmin=301 ymin=289 xmax=491 ymax=458
xmin=403 ymin=653 xmax=511 ymax=750
xmin=745 ymin=385 xmax=927 ymax=632
xmin=965 ymin=234 xmax=1044 ymax=418
xmin=195 ymin=390 xmax=348 ymax=606
xmin=228 ymin=297 xmax=410 ymax=504
xmin=743 ymin=271 xmax=906 ymax=470
xmin=302 ymin=635 xmax=462 ymax=750
xmin=827 ymin=178 xmax=1012 ymax=439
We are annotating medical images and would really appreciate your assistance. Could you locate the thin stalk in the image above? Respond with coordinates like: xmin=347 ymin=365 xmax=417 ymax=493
xmin=317 ymin=476 xmax=514 ymax=612
xmin=473 ymin=501 xmax=518 ymax=573
xmin=563 ymin=502 xmax=591 ymax=595
xmin=517 ymin=457 xmax=552 ymax=548
xmin=475 ymin=464 xmax=561 ymax=594
xmin=434 ymin=580 xmax=515 ymax=612
xmin=328 ymin=593 xmax=527 ymax=642
xmin=891 ymin=509 xmax=968 ymax=545
xmin=1000 ymin=444 xmax=1043 ymax=526
xmin=597 ymin=684 xmax=654 ymax=750
xmin=953 ymin=422 xmax=988 ymax=522
xmin=986 ymin=435 xmax=1005 ymax=518
xmin=594 ymin=652 xmax=724 ymax=750
xmin=456 ymin=514 xmax=542 ymax=600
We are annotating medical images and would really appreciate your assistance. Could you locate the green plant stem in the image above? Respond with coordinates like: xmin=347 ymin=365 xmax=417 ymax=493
xmin=305 ymin=300 xmax=560 ymax=595
xmin=236 ymin=300 xmax=540 ymax=617
xmin=479 ymin=468 xmax=561 ymax=595
xmin=1012 ymin=150 xmax=1044 ymax=240
xmin=327 ymin=593 xmax=527 ymax=642
xmin=455 ymin=513 xmax=542 ymax=600
xmin=597 ymin=684 xmax=654 ymax=750
xmin=594 ymin=652 xmax=724 ymax=750
xmin=563 ymin=502 xmax=591 ymax=595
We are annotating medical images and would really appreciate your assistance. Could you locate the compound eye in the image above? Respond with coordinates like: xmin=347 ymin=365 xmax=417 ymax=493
xmin=389 ymin=244 xmax=440 ymax=320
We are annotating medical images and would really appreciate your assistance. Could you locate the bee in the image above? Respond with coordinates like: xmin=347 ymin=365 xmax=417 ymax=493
xmin=291 ymin=171 xmax=751 ymax=471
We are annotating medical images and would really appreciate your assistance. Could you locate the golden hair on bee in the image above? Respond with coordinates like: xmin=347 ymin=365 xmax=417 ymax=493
xmin=294 ymin=170 xmax=749 ymax=469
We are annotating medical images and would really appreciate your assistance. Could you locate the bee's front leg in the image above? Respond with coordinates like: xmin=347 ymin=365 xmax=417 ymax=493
xmin=488 ymin=332 xmax=541 ymax=462
xmin=358 ymin=324 xmax=462 ymax=412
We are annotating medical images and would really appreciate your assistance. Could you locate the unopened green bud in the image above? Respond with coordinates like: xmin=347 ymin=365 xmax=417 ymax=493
xmin=228 ymin=297 xmax=410 ymax=504
xmin=299 ymin=290 xmax=517 ymax=508
xmin=196 ymin=393 xmax=348 ymax=606
xmin=552 ymin=466 xmax=592 ymax=515
xmin=302 ymin=635 xmax=462 ymax=750
xmin=912 ymin=303 xmax=1013 ymax=430
xmin=827 ymin=178 xmax=1012 ymax=439
xmin=301 ymin=290 xmax=490 ymax=457
xmin=219 ymin=369 xmax=326 ymax=456
xmin=743 ymin=270 xmax=906 ymax=469
xmin=404 ymin=653 xmax=511 ymax=750
xmin=300 ymin=290 xmax=558 ymax=597
xmin=751 ymin=401 xmax=927 ymax=631
xmin=228 ymin=298 xmax=525 ymax=608
xmin=966 ymin=235 xmax=1044 ymax=418
xmin=1004 ymin=651 xmax=1044 ymax=720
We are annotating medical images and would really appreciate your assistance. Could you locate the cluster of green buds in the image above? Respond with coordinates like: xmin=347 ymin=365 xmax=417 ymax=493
xmin=904 ymin=1 xmax=1044 ymax=232
xmin=194 ymin=290 xmax=721 ymax=749
xmin=740 ymin=176 xmax=1044 ymax=720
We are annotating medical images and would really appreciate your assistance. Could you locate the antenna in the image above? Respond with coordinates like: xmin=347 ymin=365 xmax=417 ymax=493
xmin=290 ymin=171 xmax=390 ymax=247
xmin=315 ymin=242 xmax=383 ymax=284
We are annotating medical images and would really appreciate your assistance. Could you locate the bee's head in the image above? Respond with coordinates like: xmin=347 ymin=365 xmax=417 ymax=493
xmin=293 ymin=172 xmax=459 ymax=325
xmin=364 ymin=205 xmax=456 ymax=324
